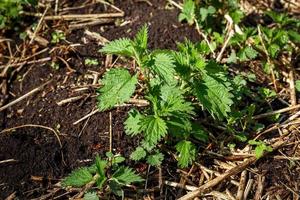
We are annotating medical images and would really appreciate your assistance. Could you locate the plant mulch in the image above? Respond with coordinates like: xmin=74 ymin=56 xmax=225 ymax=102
xmin=0 ymin=0 xmax=299 ymax=199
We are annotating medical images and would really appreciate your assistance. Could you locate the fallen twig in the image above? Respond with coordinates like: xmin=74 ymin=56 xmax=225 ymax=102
xmin=84 ymin=29 xmax=109 ymax=45
xmin=244 ymin=178 xmax=254 ymax=200
xmin=56 ymin=95 xmax=85 ymax=106
xmin=73 ymin=99 xmax=149 ymax=125
xmin=195 ymin=21 xmax=216 ymax=58
xmin=252 ymin=104 xmax=300 ymax=119
xmin=254 ymin=175 xmax=265 ymax=200
xmin=178 ymin=139 xmax=285 ymax=200
xmin=0 ymin=159 xmax=18 ymax=164
xmin=0 ymin=124 xmax=62 ymax=148
xmin=289 ymin=68 xmax=297 ymax=106
xmin=26 ymin=29 xmax=49 ymax=46
xmin=22 ymin=12 xmax=124 ymax=20
xmin=257 ymin=25 xmax=278 ymax=91
xmin=69 ymin=19 xmax=115 ymax=30
xmin=236 ymin=170 xmax=247 ymax=200
xmin=0 ymin=80 xmax=52 ymax=112
xmin=29 ymin=6 xmax=49 ymax=45
xmin=0 ymin=57 xmax=51 ymax=70
xmin=216 ymin=15 xmax=234 ymax=62
xmin=164 ymin=180 xmax=198 ymax=191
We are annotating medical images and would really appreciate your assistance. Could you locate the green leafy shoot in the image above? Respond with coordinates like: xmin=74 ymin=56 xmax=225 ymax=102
xmin=148 ymin=52 xmax=177 ymax=85
xmin=176 ymin=140 xmax=196 ymax=168
xmin=112 ymin=166 xmax=144 ymax=185
xmin=178 ymin=0 xmax=195 ymax=25
xmin=146 ymin=152 xmax=164 ymax=166
xmin=140 ymin=115 xmax=168 ymax=147
xmin=159 ymin=84 xmax=194 ymax=117
xmin=199 ymin=6 xmax=216 ymax=22
xmin=125 ymin=109 xmax=143 ymax=136
xmin=51 ymin=30 xmax=66 ymax=44
xmin=98 ymin=26 xmax=235 ymax=168
xmin=97 ymin=68 xmax=137 ymax=111
xmin=130 ymin=147 xmax=147 ymax=161
xmin=84 ymin=192 xmax=99 ymax=200
xmin=85 ymin=58 xmax=99 ymax=66
xmin=133 ymin=24 xmax=148 ymax=52
xmin=62 ymin=153 xmax=143 ymax=197
xmin=0 ymin=0 xmax=37 ymax=29
xmin=193 ymin=73 xmax=233 ymax=120
xmin=99 ymin=38 xmax=134 ymax=57
xmin=62 ymin=167 xmax=93 ymax=187
xmin=248 ymin=140 xmax=273 ymax=158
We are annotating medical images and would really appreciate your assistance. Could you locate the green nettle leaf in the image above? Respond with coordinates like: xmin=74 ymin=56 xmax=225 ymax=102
xmin=99 ymin=38 xmax=134 ymax=57
xmin=200 ymin=6 xmax=216 ymax=22
xmin=178 ymin=0 xmax=195 ymax=25
xmin=268 ymin=44 xmax=280 ymax=58
xmin=244 ymin=46 xmax=258 ymax=59
xmin=254 ymin=144 xmax=273 ymax=158
xmin=193 ymin=74 xmax=233 ymax=120
xmin=176 ymin=140 xmax=196 ymax=168
xmin=249 ymin=140 xmax=273 ymax=158
xmin=227 ymin=51 xmax=237 ymax=63
xmin=95 ymin=156 xmax=107 ymax=188
xmin=62 ymin=167 xmax=93 ymax=187
xmin=146 ymin=152 xmax=164 ymax=166
xmin=149 ymin=53 xmax=177 ymax=85
xmin=134 ymin=24 xmax=148 ymax=50
xmin=97 ymin=68 xmax=138 ymax=111
xmin=159 ymin=85 xmax=194 ymax=116
xmin=84 ymin=192 xmax=99 ymax=200
xmin=96 ymin=175 xmax=107 ymax=189
xmin=113 ymin=155 xmax=126 ymax=164
xmin=191 ymin=124 xmax=208 ymax=142
xmin=254 ymin=145 xmax=265 ymax=158
xmin=95 ymin=156 xmax=107 ymax=177
xmin=124 ymin=109 xmax=143 ymax=136
xmin=112 ymin=167 xmax=143 ymax=185
xmin=105 ymin=152 xmax=114 ymax=158
xmin=288 ymin=30 xmax=300 ymax=43
xmin=87 ymin=164 xmax=97 ymax=174
xmin=140 ymin=115 xmax=168 ymax=146
xmin=130 ymin=147 xmax=147 ymax=161
xmin=238 ymin=46 xmax=258 ymax=61
xmin=109 ymin=180 xmax=123 ymax=197
xmin=234 ymin=132 xmax=247 ymax=142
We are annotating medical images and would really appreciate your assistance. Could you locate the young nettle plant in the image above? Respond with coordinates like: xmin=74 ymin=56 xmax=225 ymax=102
xmin=51 ymin=30 xmax=66 ymax=44
xmin=248 ymin=140 xmax=273 ymax=158
xmin=97 ymin=25 xmax=234 ymax=168
xmin=179 ymin=0 xmax=244 ymax=33
xmin=0 ymin=0 xmax=37 ymax=29
xmin=85 ymin=58 xmax=99 ymax=66
xmin=62 ymin=153 xmax=143 ymax=198
xmin=229 ymin=11 xmax=300 ymax=73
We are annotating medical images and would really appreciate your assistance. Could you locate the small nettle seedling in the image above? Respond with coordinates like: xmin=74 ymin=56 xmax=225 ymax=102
xmin=97 ymin=25 xmax=233 ymax=168
xmin=50 ymin=62 xmax=60 ymax=70
xmin=178 ymin=0 xmax=195 ymax=25
xmin=179 ymin=0 xmax=244 ymax=32
xmin=62 ymin=153 xmax=143 ymax=198
xmin=248 ymin=140 xmax=273 ymax=158
xmin=85 ymin=58 xmax=99 ymax=66
xmin=51 ymin=30 xmax=66 ymax=44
